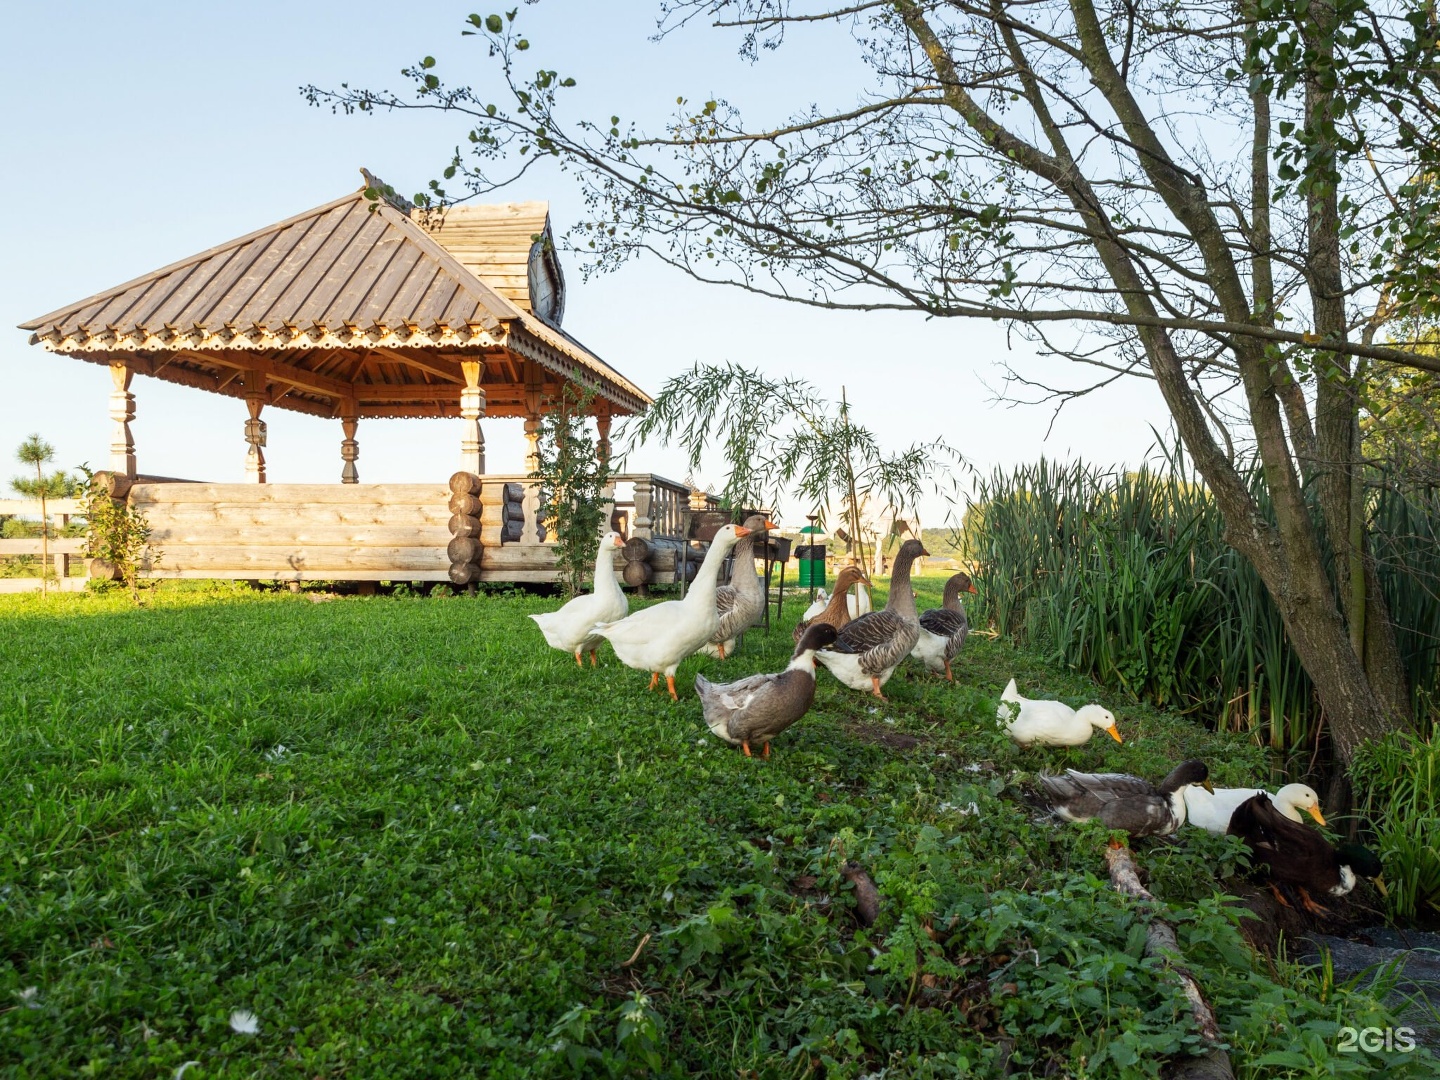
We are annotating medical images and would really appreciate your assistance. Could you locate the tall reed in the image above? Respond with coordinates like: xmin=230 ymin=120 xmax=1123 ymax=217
xmin=969 ymin=450 xmax=1440 ymax=763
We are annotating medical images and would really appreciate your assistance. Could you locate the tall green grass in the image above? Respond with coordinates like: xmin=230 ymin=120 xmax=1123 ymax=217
xmin=1351 ymin=734 xmax=1440 ymax=922
xmin=969 ymin=450 xmax=1440 ymax=765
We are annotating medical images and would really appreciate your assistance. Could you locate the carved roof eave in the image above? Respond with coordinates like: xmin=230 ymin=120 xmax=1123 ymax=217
xmin=28 ymin=320 xmax=508 ymax=355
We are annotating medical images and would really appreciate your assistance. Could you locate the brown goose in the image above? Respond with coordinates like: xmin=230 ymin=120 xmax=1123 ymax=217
xmin=814 ymin=539 xmax=929 ymax=699
xmin=911 ymin=571 xmax=976 ymax=680
xmin=700 ymin=514 xmax=776 ymax=660
xmin=696 ymin=623 xmax=838 ymax=758
xmin=1227 ymin=792 xmax=1385 ymax=914
xmin=792 ymin=565 xmax=872 ymax=643
xmin=1039 ymin=760 xmax=1213 ymax=839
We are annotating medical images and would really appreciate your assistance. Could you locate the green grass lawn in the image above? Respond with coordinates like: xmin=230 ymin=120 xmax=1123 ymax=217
xmin=0 ymin=579 xmax=1429 ymax=1077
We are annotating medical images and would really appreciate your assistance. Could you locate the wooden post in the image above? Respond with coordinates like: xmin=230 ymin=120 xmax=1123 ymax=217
xmin=55 ymin=512 xmax=70 ymax=583
xmin=109 ymin=362 xmax=136 ymax=478
xmin=244 ymin=370 xmax=267 ymax=483
xmin=459 ymin=360 xmax=486 ymax=475
xmin=521 ymin=383 xmax=544 ymax=542
xmin=340 ymin=405 xmax=359 ymax=484
xmin=596 ymin=408 xmax=612 ymax=464
xmin=632 ymin=477 xmax=654 ymax=541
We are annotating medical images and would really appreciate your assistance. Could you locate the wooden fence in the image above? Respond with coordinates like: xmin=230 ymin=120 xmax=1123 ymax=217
xmin=0 ymin=497 xmax=86 ymax=593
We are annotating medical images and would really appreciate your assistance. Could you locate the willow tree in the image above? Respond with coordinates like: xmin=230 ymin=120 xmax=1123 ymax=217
xmin=628 ymin=361 xmax=964 ymax=570
xmin=309 ymin=1 xmax=1440 ymax=761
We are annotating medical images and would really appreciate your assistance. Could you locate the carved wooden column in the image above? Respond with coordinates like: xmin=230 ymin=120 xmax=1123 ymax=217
xmin=522 ymin=380 xmax=544 ymax=541
xmin=596 ymin=408 xmax=612 ymax=464
xmin=243 ymin=370 xmax=267 ymax=483
xmin=108 ymin=362 xmax=136 ymax=478
xmin=459 ymin=360 xmax=486 ymax=475
xmin=340 ymin=403 xmax=359 ymax=484
xmin=632 ymin=476 xmax=654 ymax=541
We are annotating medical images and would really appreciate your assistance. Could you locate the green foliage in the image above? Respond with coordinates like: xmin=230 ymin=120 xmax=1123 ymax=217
xmin=627 ymin=362 xmax=965 ymax=566
xmin=0 ymin=581 xmax=1427 ymax=1076
xmin=78 ymin=466 xmax=154 ymax=603
xmin=530 ymin=385 xmax=614 ymax=596
xmin=9 ymin=434 xmax=77 ymax=594
xmin=1351 ymin=734 xmax=1440 ymax=923
xmin=1363 ymin=362 xmax=1439 ymax=487
xmin=970 ymin=449 xmax=1440 ymax=760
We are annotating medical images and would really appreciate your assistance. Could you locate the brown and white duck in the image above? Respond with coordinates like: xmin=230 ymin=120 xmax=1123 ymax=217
xmin=700 ymin=514 xmax=776 ymax=660
xmin=1039 ymin=760 xmax=1213 ymax=839
xmin=815 ymin=539 xmax=929 ymax=699
xmin=911 ymin=571 xmax=976 ymax=681
xmin=696 ymin=623 xmax=838 ymax=758
xmin=1227 ymin=792 xmax=1385 ymax=914
xmin=792 ymin=565 xmax=872 ymax=644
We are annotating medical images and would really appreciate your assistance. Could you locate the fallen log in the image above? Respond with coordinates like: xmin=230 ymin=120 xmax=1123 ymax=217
xmin=1105 ymin=844 xmax=1235 ymax=1080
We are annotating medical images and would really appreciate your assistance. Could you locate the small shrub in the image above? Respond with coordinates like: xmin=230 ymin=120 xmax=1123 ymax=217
xmin=78 ymin=466 xmax=154 ymax=603
xmin=531 ymin=385 xmax=614 ymax=597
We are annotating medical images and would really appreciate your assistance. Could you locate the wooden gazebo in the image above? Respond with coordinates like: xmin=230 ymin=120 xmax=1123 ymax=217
xmin=18 ymin=172 xmax=701 ymax=585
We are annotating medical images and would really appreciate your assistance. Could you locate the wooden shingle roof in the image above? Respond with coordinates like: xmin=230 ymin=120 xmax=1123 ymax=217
xmin=19 ymin=178 xmax=649 ymax=419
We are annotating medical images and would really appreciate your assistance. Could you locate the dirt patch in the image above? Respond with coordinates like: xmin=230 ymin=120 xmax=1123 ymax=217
xmin=843 ymin=721 xmax=926 ymax=750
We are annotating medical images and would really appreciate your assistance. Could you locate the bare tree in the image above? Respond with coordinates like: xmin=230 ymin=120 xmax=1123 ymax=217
xmin=307 ymin=0 xmax=1440 ymax=761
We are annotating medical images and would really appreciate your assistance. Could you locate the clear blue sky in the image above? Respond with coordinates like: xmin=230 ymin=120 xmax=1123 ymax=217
xmin=1 ymin=1 xmax=1170 ymax=525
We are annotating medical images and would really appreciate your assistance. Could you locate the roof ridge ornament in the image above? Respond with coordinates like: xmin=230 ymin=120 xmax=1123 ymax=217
xmin=359 ymin=168 xmax=415 ymax=214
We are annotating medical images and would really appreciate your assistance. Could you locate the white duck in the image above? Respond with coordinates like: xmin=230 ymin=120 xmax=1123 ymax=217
xmin=997 ymin=678 xmax=1123 ymax=746
xmin=1184 ymin=782 xmax=1326 ymax=835
xmin=591 ymin=523 xmax=750 ymax=700
xmin=528 ymin=531 xmax=627 ymax=666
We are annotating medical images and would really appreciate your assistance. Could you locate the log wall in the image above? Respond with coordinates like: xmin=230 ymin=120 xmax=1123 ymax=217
xmin=127 ymin=479 xmax=695 ymax=585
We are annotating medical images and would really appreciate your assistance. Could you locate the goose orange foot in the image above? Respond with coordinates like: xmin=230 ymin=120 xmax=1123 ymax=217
xmin=1268 ymin=882 xmax=1292 ymax=909
xmin=589 ymin=650 xmax=598 ymax=667
xmin=943 ymin=661 xmax=954 ymax=682
xmin=762 ymin=742 xmax=771 ymax=759
xmin=742 ymin=741 xmax=752 ymax=758
xmin=718 ymin=643 xmax=727 ymax=660
xmin=870 ymin=677 xmax=888 ymax=700
xmin=666 ymin=675 xmax=678 ymax=701
xmin=1298 ymin=887 xmax=1331 ymax=917
xmin=574 ymin=651 xmax=584 ymax=668
xmin=649 ymin=672 xmax=660 ymax=691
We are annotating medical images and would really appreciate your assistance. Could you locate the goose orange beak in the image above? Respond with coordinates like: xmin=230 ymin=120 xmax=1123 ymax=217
xmin=612 ymin=535 xmax=625 ymax=547
xmin=763 ymin=519 xmax=778 ymax=530
xmin=1307 ymin=805 xmax=1327 ymax=827
xmin=967 ymin=582 xmax=979 ymax=593
xmin=919 ymin=546 xmax=931 ymax=556
xmin=733 ymin=526 xmax=752 ymax=538
xmin=1106 ymin=725 xmax=1123 ymax=744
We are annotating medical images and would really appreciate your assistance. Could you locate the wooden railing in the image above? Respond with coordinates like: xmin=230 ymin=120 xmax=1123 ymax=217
xmin=0 ymin=498 xmax=86 ymax=592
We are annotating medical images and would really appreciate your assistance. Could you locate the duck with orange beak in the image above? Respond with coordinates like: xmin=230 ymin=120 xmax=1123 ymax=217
xmin=815 ymin=538 xmax=929 ymax=700
xmin=591 ymin=523 xmax=751 ymax=700
xmin=528 ymin=530 xmax=628 ymax=666
xmin=699 ymin=514 xmax=779 ymax=660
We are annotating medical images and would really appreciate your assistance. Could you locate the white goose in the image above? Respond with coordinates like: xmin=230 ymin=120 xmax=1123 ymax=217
xmin=1184 ymin=782 xmax=1326 ymax=835
xmin=997 ymin=678 xmax=1123 ymax=747
xmin=591 ymin=524 xmax=750 ymax=700
xmin=528 ymin=531 xmax=627 ymax=666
